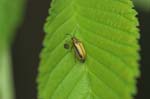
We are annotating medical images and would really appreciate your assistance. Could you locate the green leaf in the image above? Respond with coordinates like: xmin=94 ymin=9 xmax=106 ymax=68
xmin=38 ymin=0 xmax=140 ymax=99
xmin=0 ymin=0 xmax=25 ymax=45
xmin=0 ymin=0 xmax=25 ymax=99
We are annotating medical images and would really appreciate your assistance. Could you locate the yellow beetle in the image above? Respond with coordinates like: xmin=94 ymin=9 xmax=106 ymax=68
xmin=64 ymin=36 xmax=86 ymax=63
xmin=71 ymin=37 xmax=86 ymax=63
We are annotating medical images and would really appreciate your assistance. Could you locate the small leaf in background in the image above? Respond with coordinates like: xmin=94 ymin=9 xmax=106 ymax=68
xmin=0 ymin=0 xmax=25 ymax=99
xmin=134 ymin=0 xmax=150 ymax=12
xmin=38 ymin=0 xmax=140 ymax=99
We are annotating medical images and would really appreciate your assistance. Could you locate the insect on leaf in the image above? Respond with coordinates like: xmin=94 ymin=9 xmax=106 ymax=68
xmin=38 ymin=0 xmax=140 ymax=99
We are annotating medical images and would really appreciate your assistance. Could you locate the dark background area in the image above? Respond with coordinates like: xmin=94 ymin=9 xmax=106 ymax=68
xmin=11 ymin=0 xmax=150 ymax=99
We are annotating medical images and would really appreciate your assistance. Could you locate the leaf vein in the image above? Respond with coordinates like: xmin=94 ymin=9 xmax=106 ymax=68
xmin=89 ymin=71 xmax=121 ymax=98
xmin=79 ymin=25 xmax=138 ymax=49
xmin=51 ymin=64 xmax=78 ymax=98
xmin=42 ymin=53 xmax=69 ymax=92
xmin=77 ymin=4 xmax=135 ymax=23
xmin=77 ymin=12 xmax=137 ymax=36
xmin=84 ymin=39 xmax=135 ymax=71
xmin=88 ymin=55 xmax=128 ymax=85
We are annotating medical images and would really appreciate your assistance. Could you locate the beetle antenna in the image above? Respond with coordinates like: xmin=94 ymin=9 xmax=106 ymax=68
xmin=72 ymin=27 xmax=78 ymax=37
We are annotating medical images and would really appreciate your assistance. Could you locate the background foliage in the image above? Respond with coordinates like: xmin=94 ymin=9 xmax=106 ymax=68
xmin=134 ymin=0 xmax=150 ymax=12
xmin=0 ymin=0 xmax=25 ymax=99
